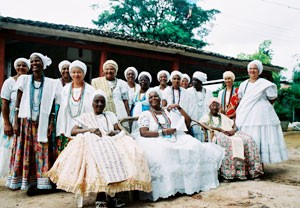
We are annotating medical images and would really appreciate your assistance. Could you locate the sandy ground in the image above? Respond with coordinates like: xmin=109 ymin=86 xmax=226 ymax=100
xmin=0 ymin=132 xmax=299 ymax=208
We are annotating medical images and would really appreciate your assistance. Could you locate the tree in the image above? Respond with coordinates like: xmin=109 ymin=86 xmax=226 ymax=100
xmin=92 ymin=0 xmax=219 ymax=48
xmin=237 ymin=40 xmax=273 ymax=64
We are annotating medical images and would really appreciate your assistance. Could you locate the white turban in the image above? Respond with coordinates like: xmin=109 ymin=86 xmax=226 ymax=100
xmin=223 ymin=71 xmax=235 ymax=81
xmin=69 ymin=60 xmax=87 ymax=76
xmin=124 ymin=66 xmax=138 ymax=80
xmin=193 ymin=71 xmax=207 ymax=83
xmin=208 ymin=97 xmax=221 ymax=107
xmin=248 ymin=60 xmax=263 ymax=75
xmin=93 ymin=89 xmax=107 ymax=103
xmin=146 ymin=87 xmax=163 ymax=102
xmin=182 ymin=73 xmax=191 ymax=83
xmin=14 ymin=58 xmax=30 ymax=70
xmin=58 ymin=60 xmax=71 ymax=73
xmin=138 ymin=71 xmax=152 ymax=83
xmin=170 ymin=71 xmax=183 ymax=80
xmin=30 ymin=52 xmax=52 ymax=69
xmin=157 ymin=70 xmax=170 ymax=82
xmin=103 ymin=60 xmax=118 ymax=73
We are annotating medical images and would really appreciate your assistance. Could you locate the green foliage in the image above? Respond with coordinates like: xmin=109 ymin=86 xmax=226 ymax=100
xmin=237 ymin=40 xmax=273 ymax=64
xmin=93 ymin=0 xmax=219 ymax=48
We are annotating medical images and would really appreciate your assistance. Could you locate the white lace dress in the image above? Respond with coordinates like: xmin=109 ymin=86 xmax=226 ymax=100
xmin=132 ymin=110 xmax=224 ymax=201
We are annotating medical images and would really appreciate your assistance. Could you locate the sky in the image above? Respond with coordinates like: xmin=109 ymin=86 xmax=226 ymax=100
xmin=1 ymin=0 xmax=300 ymax=80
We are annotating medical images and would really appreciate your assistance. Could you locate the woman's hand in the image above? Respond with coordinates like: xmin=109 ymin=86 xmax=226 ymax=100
xmin=47 ymin=122 xmax=54 ymax=137
xmin=108 ymin=130 xmax=120 ymax=136
xmin=90 ymin=128 xmax=102 ymax=137
xmin=163 ymin=128 xmax=176 ymax=135
xmin=224 ymin=130 xmax=235 ymax=136
xmin=4 ymin=122 xmax=13 ymax=137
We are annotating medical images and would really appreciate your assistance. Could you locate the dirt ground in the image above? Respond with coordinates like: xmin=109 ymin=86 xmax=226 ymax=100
xmin=0 ymin=132 xmax=299 ymax=208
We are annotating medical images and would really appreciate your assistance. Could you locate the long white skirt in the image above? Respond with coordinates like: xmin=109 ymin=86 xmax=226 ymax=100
xmin=0 ymin=116 xmax=13 ymax=178
xmin=134 ymin=131 xmax=224 ymax=201
xmin=240 ymin=124 xmax=288 ymax=163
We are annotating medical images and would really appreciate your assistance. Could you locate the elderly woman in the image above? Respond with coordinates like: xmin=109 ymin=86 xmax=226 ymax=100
xmin=124 ymin=66 xmax=140 ymax=111
xmin=56 ymin=60 xmax=94 ymax=154
xmin=187 ymin=71 xmax=213 ymax=141
xmin=92 ymin=60 xmax=130 ymax=119
xmin=218 ymin=71 xmax=239 ymax=119
xmin=132 ymin=88 xmax=224 ymax=201
xmin=236 ymin=60 xmax=288 ymax=164
xmin=48 ymin=90 xmax=151 ymax=208
xmin=181 ymin=73 xmax=190 ymax=89
xmin=131 ymin=71 xmax=152 ymax=116
xmin=0 ymin=58 xmax=30 ymax=177
xmin=200 ymin=98 xmax=263 ymax=180
xmin=164 ymin=71 xmax=195 ymax=118
xmin=57 ymin=60 xmax=71 ymax=87
xmin=7 ymin=53 xmax=60 ymax=194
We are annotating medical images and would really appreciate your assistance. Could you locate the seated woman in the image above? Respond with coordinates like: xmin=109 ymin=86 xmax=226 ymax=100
xmin=132 ymin=88 xmax=224 ymax=201
xmin=200 ymin=98 xmax=263 ymax=180
xmin=47 ymin=90 xmax=151 ymax=207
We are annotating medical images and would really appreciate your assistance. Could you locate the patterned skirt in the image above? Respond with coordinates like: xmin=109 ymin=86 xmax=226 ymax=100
xmin=215 ymin=132 xmax=263 ymax=180
xmin=6 ymin=118 xmax=52 ymax=190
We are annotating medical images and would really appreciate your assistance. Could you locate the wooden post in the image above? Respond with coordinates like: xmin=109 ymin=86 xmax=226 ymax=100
xmin=0 ymin=37 xmax=5 ymax=90
xmin=99 ymin=50 xmax=107 ymax=77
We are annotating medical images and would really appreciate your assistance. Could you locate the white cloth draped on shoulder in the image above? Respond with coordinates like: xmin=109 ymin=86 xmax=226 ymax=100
xmin=48 ymin=112 xmax=151 ymax=196
xmin=236 ymin=78 xmax=288 ymax=163
xmin=132 ymin=110 xmax=224 ymax=201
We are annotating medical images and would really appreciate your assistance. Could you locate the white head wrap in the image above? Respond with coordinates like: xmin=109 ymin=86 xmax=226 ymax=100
xmin=157 ymin=70 xmax=170 ymax=82
xmin=146 ymin=87 xmax=163 ymax=103
xmin=69 ymin=60 xmax=87 ymax=76
xmin=14 ymin=58 xmax=30 ymax=70
xmin=208 ymin=97 xmax=221 ymax=107
xmin=223 ymin=71 xmax=235 ymax=81
xmin=182 ymin=73 xmax=191 ymax=83
xmin=193 ymin=71 xmax=207 ymax=83
xmin=124 ymin=66 xmax=138 ymax=80
xmin=30 ymin=52 xmax=52 ymax=69
xmin=138 ymin=71 xmax=152 ymax=83
xmin=247 ymin=60 xmax=263 ymax=75
xmin=93 ymin=89 xmax=107 ymax=103
xmin=58 ymin=60 xmax=71 ymax=73
xmin=103 ymin=60 xmax=118 ymax=73
xmin=170 ymin=71 xmax=183 ymax=81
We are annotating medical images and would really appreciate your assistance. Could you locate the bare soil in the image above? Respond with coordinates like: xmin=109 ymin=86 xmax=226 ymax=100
xmin=1 ymin=132 xmax=299 ymax=208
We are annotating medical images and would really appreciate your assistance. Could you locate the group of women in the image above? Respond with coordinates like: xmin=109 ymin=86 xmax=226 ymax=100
xmin=0 ymin=53 xmax=288 ymax=207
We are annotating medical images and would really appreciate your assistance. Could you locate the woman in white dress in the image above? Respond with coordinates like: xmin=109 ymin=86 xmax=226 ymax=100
xmin=0 ymin=58 xmax=30 ymax=177
xmin=56 ymin=60 xmax=95 ymax=154
xmin=124 ymin=66 xmax=140 ymax=111
xmin=133 ymin=88 xmax=224 ymax=201
xmin=48 ymin=90 xmax=151 ymax=207
xmin=154 ymin=70 xmax=170 ymax=106
xmin=92 ymin=60 xmax=130 ymax=119
xmin=236 ymin=60 xmax=288 ymax=164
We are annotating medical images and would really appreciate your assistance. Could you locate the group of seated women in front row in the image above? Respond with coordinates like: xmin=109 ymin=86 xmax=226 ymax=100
xmin=0 ymin=52 xmax=288 ymax=207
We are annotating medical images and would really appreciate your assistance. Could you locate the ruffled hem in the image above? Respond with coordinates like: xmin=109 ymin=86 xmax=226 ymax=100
xmin=48 ymin=171 xmax=151 ymax=196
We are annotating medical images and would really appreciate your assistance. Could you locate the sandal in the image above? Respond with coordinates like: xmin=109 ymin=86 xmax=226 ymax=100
xmin=95 ymin=201 xmax=108 ymax=208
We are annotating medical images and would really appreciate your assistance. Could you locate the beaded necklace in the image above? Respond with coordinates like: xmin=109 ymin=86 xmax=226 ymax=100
xmin=68 ymin=82 xmax=85 ymax=118
xmin=208 ymin=113 xmax=222 ymax=128
xmin=172 ymin=86 xmax=181 ymax=104
xmin=30 ymin=74 xmax=44 ymax=120
xmin=150 ymin=109 xmax=171 ymax=129
xmin=222 ymin=87 xmax=234 ymax=112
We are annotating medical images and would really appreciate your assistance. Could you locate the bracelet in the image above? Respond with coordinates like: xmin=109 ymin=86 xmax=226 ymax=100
xmin=14 ymin=107 xmax=19 ymax=112
xmin=158 ymin=129 xmax=163 ymax=136
xmin=51 ymin=112 xmax=56 ymax=116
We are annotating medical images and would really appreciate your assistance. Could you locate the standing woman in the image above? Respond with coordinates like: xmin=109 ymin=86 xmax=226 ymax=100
xmin=0 ymin=58 xmax=30 ymax=177
xmin=236 ymin=60 xmax=288 ymax=164
xmin=57 ymin=60 xmax=71 ymax=87
xmin=92 ymin=60 xmax=130 ymax=119
xmin=7 ymin=52 xmax=60 ymax=193
xmin=218 ymin=71 xmax=239 ymax=119
xmin=181 ymin=73 xmax=190 ymax=89
xmin=124 ymin=66 xmax=140 ymax=111
xmin=56 ymin=60 xmax=94 ymax=154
